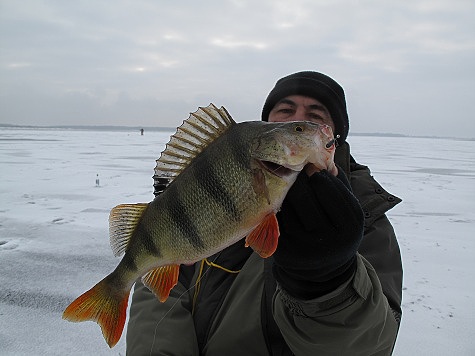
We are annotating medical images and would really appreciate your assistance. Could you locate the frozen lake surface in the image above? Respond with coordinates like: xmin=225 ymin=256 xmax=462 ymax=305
xmin=0 ymin=127 xmax=474 ymax=355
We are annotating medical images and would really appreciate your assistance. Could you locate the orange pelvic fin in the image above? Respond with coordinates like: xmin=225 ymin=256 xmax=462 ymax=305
xmin=245 ymin=213 xmax=280 ymax=258
xmin=62 ymin=278 xmax=129 ymax=348
xmin=142 ymin=264 xmax=180 ymax=303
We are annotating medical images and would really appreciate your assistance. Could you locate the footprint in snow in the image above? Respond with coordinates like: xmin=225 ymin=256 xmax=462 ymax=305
xmin=0 ymin=240 xmax=19 ymax=251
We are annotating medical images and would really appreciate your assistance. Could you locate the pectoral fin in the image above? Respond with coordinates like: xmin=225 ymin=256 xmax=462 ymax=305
xmin=251 ymin=167 xmax=270 ymax=204
xmin=245 ymin=213 xmax=280 ymax=258
xmin=141 ymin=265 xmax=180 ymax=303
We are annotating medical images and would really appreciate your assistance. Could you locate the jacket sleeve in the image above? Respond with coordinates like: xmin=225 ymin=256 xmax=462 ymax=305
xmin=273 ymin=254 xmax=399 ymax=356
xmin=271 ymin=160 xmax=402 ymax=355
xmin=126 ymin=270 xmax=199 ymax=355
xmin=350 ymin=163 xmax=403 ymax=320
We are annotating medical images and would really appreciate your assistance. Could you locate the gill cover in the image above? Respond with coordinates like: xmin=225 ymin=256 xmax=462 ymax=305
xmin=251 ymin=121 xmax=322 ymax=172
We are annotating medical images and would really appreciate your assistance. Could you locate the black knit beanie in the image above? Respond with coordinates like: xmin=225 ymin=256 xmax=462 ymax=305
xmin=261 ymin=71 xmax=349 ymax=141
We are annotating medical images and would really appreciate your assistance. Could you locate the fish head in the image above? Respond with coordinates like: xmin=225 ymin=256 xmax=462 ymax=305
xmin=251 ymin=121 xmax=336 ymax=180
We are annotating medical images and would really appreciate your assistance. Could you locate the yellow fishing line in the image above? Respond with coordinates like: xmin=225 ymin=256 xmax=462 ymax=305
xmin=203 ymin=258 xmax=241 ymax=274
xmin=192 ymin=258 xmax=241 ymax=314
xmin=151 ymin=253 xmax=242 ymax=354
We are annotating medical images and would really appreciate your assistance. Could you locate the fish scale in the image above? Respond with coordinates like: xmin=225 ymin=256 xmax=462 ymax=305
xmin=157 ymin=127 xmax=255 ymax=256
xmin=62 ymin=103 xmax=337 ymax=348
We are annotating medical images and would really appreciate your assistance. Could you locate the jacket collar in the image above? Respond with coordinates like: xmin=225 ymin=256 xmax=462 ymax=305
xmin=335 ymin=141 xmax=351 ymax=177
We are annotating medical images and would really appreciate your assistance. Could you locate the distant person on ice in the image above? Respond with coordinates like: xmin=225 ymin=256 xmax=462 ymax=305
xmin=126 ymin=71 xmax=403 ymax=355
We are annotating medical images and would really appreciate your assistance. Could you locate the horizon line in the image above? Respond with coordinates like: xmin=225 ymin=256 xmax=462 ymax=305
xmin=0 ymin=123 xmax=473 ymax=141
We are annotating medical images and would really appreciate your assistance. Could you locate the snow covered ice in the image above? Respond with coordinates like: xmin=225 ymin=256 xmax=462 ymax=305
xmin=0 ymin=127 xmax=474 ymax=355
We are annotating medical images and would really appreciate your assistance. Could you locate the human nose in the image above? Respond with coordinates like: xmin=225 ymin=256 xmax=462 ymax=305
xmin=291 ymin=108 xmax=306 ymax=122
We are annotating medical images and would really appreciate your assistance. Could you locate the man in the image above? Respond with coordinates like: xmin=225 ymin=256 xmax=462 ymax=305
xmin=126 ymin=71 xmax=403 ymax=355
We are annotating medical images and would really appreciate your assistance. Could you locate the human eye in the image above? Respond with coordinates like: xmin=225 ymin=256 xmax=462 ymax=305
xmin=307 ymin=112 xmax=325 ymax=121
xmin=278 ymin=107 xmax=294 ymax=114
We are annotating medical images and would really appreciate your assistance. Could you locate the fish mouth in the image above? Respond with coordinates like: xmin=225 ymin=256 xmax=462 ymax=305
xmin=259 ymin=160 xmax=299 ymax=178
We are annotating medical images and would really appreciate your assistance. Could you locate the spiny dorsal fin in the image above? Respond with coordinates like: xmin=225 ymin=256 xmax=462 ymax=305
xmin=109 ymin=203 xmax=148 ymax=257
xmin=154 ymin=104 xmax=235 ymax=183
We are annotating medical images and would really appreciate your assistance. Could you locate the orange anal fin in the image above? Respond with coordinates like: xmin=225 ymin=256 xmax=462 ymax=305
xmin=62 ymin=279 xmax=129 ymax=348
xmin=245 ymin=213 xmax=280 ymax=258
xmin=141 ymin=264 xmax=180 ymax=303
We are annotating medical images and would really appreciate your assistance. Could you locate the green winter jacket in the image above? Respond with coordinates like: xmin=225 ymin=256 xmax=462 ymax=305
xmin=126 ymin=142 xmax=403 ymax=355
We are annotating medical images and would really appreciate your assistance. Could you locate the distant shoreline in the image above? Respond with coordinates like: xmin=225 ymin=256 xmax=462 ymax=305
xmin=0 ymin=123 xmax=173 ymax=132
xmin=0 ymin=123 xmax=473 ymax=141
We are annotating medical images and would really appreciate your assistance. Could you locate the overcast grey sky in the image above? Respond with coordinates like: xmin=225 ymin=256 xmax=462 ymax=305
xmin=1 ymin=0 xmax=474 ymax=138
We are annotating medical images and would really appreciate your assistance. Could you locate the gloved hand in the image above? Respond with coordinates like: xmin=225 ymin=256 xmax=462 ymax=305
xmin=273 ymin=166 xmax=364 ymax=300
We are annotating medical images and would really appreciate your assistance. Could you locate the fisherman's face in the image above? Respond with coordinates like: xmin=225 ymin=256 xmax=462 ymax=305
xmin=268 ymin=95 xmax=339 ymax=176
xmin=268 ymin=95 xmax=335 ymax=134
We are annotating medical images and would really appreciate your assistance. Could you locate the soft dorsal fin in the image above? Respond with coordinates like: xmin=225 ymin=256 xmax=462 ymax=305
xmin=109 ymin=203 xmax=149 ymax=257
xmin=154 ymin=104 xmax=235 ymax=184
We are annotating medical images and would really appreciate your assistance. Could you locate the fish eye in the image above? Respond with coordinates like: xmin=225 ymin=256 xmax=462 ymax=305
xmin=294 ymin=125 xmax=304 ymax=132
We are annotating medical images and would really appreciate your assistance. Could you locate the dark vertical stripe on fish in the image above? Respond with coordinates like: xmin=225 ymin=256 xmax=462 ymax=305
xmin=192 ymin=148 xmax=241 ymax=222
xmin=227 ymin=125 xmax=251 ymax=171
xmin=120 ymin=252 xmax=138 ymax=273
xmin=134 ymin=222 xmax=161 ymax=257
xmin=166 ymin=183 xmax=205 ymax=250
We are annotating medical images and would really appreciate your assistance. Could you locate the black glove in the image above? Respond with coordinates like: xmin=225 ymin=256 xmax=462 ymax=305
xmin=273 ymin=167 xmax=364 ymax=300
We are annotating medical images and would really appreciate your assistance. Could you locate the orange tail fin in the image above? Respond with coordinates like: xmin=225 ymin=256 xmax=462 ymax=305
xmin=62 ymin=279 xmax=129 ymax=348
